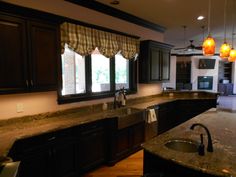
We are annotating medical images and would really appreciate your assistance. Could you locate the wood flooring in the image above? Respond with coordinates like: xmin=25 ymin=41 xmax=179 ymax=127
xmin=82 ymin=150 xmax=143 ymax=177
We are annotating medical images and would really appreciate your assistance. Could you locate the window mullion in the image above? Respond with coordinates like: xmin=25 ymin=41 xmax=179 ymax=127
xmin=73 ymin=52 xmax=77 ymax=93
xmin=85 ymin=55 xmax=92 ymax=94
xmin=110 ymin=58 xmax=115 ymax=93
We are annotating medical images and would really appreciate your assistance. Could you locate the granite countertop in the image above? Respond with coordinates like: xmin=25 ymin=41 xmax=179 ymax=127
xmin=0 ymin=92 xmax=217 ymax=163
xmin=142 ymin=109 xmax=236 ymax=177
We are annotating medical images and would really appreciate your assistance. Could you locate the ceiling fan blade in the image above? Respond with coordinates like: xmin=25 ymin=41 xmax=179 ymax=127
xmin=194 ymin=46 xmax=202 ymax=50
xmin=174 ymin=47 xmax=186 ymax=50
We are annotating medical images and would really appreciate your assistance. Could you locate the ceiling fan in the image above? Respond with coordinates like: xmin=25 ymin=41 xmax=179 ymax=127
xmin=173 ymin=26 xmax=203 ymax=51
xmin=174 ymin=40 xmax=202 ymax=51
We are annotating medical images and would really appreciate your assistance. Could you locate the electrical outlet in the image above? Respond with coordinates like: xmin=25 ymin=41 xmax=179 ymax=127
xmin=16 ymin=103 xmax=24 ymax=113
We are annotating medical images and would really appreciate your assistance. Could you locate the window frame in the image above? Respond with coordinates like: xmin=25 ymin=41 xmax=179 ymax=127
xmin=57 ymin=54 xmax=137 ymax=104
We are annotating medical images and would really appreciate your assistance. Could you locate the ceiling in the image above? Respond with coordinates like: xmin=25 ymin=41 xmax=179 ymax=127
xmin=95 ymin=0 xmax=236 ymax=54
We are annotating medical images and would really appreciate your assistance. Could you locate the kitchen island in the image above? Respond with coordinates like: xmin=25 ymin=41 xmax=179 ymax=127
xmin=143 ymin=109 xmax=236 ymax=177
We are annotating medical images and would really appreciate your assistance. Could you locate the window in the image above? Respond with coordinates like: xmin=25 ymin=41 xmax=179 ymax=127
xmin=115 ymin=53 xmax=129 ymax=90
xmin=61 ymin=45 xmax=86 ymax=95
xmin=59 ymin=45 xmax=137 ymax=103
xmin=91 ymin=49 xmax=110 ymax=92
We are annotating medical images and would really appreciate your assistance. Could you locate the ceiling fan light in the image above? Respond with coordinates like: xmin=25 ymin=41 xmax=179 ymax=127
xmin=228 ymin=48 xmax=236 ymax=62
xmin=202 ymin=36 xmax=216 ymax=56
xmin=220 ymin=42 xmax=231 ymax=59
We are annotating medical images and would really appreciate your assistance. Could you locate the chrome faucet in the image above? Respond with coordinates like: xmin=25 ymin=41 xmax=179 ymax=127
xmin=113 ymin=87 xmax=127 ymax=109
xmin=190 ymin=123 xmax=213 ymax=152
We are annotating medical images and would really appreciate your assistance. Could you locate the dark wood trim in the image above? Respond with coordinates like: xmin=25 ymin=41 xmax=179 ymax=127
xmin=66 ymin=0 xmax=166 ymax=33
xmin=0 ymin=1 xmax=140 ymax=39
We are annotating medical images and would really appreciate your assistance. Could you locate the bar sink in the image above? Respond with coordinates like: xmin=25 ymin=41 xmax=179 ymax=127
xmin=165 ymin=138 xmax=199 ymax=153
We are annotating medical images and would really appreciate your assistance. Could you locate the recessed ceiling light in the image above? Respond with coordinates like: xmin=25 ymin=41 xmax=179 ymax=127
xmin=197 ymin=16 xmax=205 ymax=20
xmin=110 ymin=0 xmax=120 ymax=5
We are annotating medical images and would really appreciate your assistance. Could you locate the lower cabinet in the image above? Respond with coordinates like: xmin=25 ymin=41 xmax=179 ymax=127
xmin=107 ymin=120 xmax=145 ymax=165
xmin=9 ymin=120 xmax=107 ymax=177
xmin=53 ymin=137 xmax=78 ymax=177
xmin=76 ymin=121 xmax=106 ymax=175
xmin=155 ymin=99 xmax=217 ymax=135
xmin=17 ymin=146 xmax=51 ymax=177
xmin=10 ymin=128 xmax=78 ymax=177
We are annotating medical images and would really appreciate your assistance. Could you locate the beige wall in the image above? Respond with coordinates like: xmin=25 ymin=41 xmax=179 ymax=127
xmin=0 ymin=0 xmax=164 ymax=120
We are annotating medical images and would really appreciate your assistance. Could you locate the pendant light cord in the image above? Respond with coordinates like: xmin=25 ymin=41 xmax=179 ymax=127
xmin=223 ymin=0 xmax=227 ymax=42
xmin=207 ymin=0 xmax=211 ymax=35
xmin=232 ymin=0 xmax=235 ymax=48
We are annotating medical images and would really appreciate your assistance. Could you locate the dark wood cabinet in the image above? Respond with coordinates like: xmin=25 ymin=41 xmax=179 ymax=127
xmin=10 ymin=129 xmax=78 ymax=177
xmin=139 ymin=40 xmax=172 ymax=83
xmin=155 ymin=99 xmax=217 ymax=135
xmin=0 ymin=14 xmax=27 ymax=93
xmin=52 ymin=137 xmax=78 ymax=177
xmin=107 ymin=120 xmax=145 ymax=165
xmin=155 ymin=101 xmax=177 ymax=134
xmin=76 ymin=121 xmax=106 ymax=174
xmin=28 ymin=21 xmax=58 ymax=91
xmin=0 ymin=13 xmax=58 ymax=94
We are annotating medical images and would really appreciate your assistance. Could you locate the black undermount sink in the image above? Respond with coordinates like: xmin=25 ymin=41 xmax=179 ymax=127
xmin=165 ymin=138 xmax=199 ymax=153
xmin=105 ymin=107 xmax=145 ymax=129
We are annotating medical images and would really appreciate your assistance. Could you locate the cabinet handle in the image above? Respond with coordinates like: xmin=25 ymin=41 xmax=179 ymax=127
xmin=30 ymin=80 xmax=33 ymax=86
xmin=26 ymin=80 xmax=29 ymax=87
xmin=48 ymin=136 xmax=56 ymax=141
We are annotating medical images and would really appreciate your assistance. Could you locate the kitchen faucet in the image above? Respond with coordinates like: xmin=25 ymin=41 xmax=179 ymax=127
xmin=113 ymin=87 xmax=127 ymax=109
xmin=190 ymin=123 xmax=213 ymax=152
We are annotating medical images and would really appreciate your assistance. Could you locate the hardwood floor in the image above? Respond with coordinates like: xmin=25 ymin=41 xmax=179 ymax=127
xmin=82 ymin=150 xmax=143 ymax=177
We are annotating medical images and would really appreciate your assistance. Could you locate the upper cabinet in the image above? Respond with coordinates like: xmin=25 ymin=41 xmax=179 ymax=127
xmin=139 ymin=40 xmax=173 ymax=83
xmin=0 ymin=13 xmax=59 ymax=94
xmin=0 ymin=14 xmax=27 ymax=93
xmin=28 ymin=21 xmax=58 ymax=91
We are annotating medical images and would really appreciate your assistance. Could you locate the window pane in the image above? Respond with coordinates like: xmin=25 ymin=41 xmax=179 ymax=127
xmin=115 ymin=54 xmax=129 ymax=90
xmin=61 ymin=45 xmax=85 ymax=95
xmin=91 ymin=49 xmax=110 ymax=92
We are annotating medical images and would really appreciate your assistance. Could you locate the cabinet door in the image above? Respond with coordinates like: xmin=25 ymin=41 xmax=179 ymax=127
xmin=150 ymin=47 xmax=161 ymax=81
xmin=116 ymin=127 xmax=131 ymax=157
xmin=29 ymin=21 xmax=58 ymax=91
xmin=0 ymin=14 xmax=27 ymax=93
xmin=131 ymin=122 xmax=145 ymax=150
xmin=161 ymin=49 xmax=170 ymax=80
xmin=53 ymin=138 xmax=78 ymax=177
xmin=17 ymin=147 xmax=51 ymax=177
xmin=77 ymin=126 xmax=106 ymax=173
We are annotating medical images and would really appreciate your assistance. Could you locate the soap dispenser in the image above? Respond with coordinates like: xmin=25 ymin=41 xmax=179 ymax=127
xmin=198 ymin=134 xmax=205 ymax=156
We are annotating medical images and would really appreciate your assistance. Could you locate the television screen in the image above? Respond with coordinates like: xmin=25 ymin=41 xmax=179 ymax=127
xmin=198 ymin=59 xmax=215 ymax=69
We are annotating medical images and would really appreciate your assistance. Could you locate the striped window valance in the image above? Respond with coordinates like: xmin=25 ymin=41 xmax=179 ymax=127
xmin=60 ymin=22 xmax=139 ymax=59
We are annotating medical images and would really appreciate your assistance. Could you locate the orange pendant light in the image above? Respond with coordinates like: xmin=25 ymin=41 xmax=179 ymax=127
xmin=228 ymin=48 xmax=236 ymax=62
xmin=203 ymin=36 xmax=216 ymax=56
xmin=203 ymin=0 xmax=216 ymax=56
xmin=220 ymin=0 xmax=231 ymax=59
xmin=220 ymin=42 xmax=231 ymax=59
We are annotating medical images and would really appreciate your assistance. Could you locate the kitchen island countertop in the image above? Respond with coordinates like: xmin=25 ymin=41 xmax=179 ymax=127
xmin=142 ymin=109 xmax=236 ymax=177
